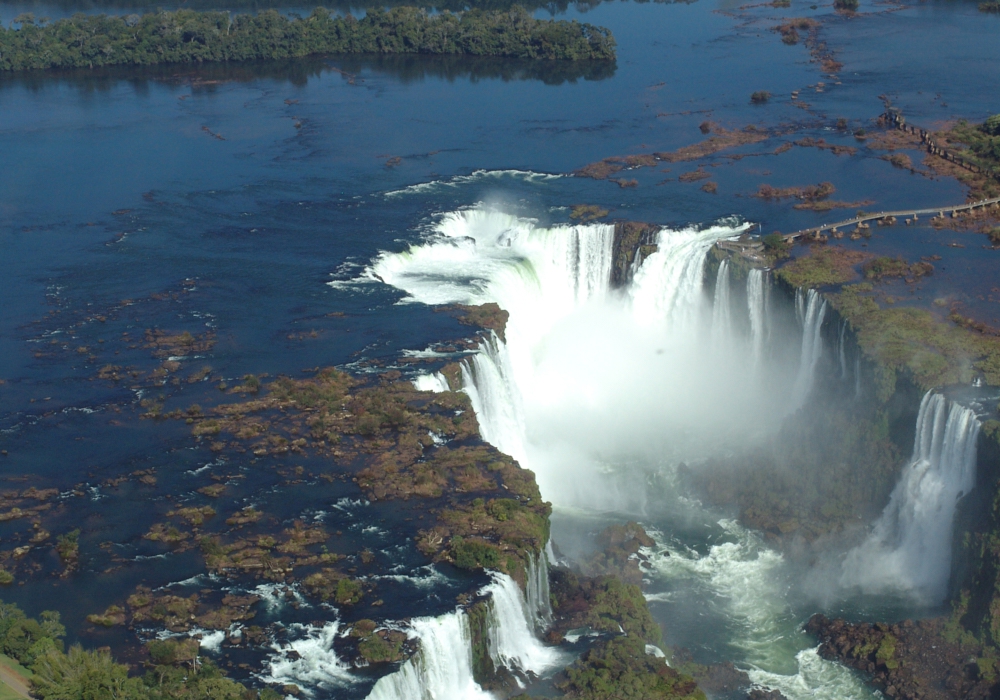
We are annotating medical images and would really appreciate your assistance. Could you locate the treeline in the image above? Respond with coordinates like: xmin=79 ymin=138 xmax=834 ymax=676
xmin=0 ymin=6 xmax=616 ymax=72
xmin=0 ymin=598 xmax=277 ymax=700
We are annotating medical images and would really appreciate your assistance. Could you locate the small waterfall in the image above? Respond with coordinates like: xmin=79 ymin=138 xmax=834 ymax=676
xmin=746 ymin=268 xmax=769 ymax=369
xmin=790 ymin=289 xmax=827 ymax=409
xmin=838 ymin=321 xmax=848 ymax=381
xmin=710 ymin=259 xmax=733 ymax=351
xmin=460 ymin=333 xmax=528 ymax=466
xmin=854 ymin=355 xmax=862 ymax=399
xmin=525 ymin=550 xmax=553 ymax=631
xmin=367 ymin=613 xmax=492 ymax=700
xmin=412 ymin=372 xmax=450 ymax=393
xmin=366 ymin=570 xmax=558 ymax=700
xmin=482 ymin=573 xmax=563 ymax=678
xmin=839 ymin=392 xmax=981 ymax=602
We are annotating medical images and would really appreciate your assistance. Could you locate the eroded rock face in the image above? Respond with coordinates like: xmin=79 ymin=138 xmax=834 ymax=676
xmin=806 ymin=614 xmax=997 ymax=700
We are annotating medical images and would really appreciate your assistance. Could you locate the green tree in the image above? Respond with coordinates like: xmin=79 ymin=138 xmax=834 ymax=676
xmin=31 ymin=645 xmax=150 ymax=700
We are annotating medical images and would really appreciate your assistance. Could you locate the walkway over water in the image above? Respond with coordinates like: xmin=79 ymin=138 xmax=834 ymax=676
xmin=782 ymin=195 xmax=1000 ymax=242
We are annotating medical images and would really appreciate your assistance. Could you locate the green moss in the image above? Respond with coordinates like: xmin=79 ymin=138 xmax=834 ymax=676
xmin=875 ymin=633 xmax=898 ymax=669
xmin=451 ymin=538 xmax=504 ymax=570
xmin=357 ymin=633 xmax=404 ymax=664
xmin=830 ymin=285 xmax=1000 ymax=388
xmin=335 ymin=579 xmax=363 ymax=605
xmin=557 ymin=636 xmax=705 ymax=700
xmin=775 ymin=247 xmax=868 ymax=289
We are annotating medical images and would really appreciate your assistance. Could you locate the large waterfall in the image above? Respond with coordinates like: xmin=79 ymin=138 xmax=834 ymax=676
xmin=369 ymin=209 xmax=766 ymax=507
xmin=839 ymin=392 xmax=981 ymax=602
xmin=361 ymin=205 xmax=909 ymax=700
xmin=366 ymin=572 xmax=561 ymax=700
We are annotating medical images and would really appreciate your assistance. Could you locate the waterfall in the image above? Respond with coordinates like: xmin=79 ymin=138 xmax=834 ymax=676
xmin=413 ymin=372 xmax=450 ymax=393
xmin=366 ymin=571 xmax=560 ymax=700
xmin=838 ymin=321 xmax=848 ymax=381
xmin=482 ymin=572 xmax=563 ymax=677
xmin=790 ymin=289 xmax=827 ymax=409
xmin=367 ymin=613 xmax=492 ymax=700
xmin=839 ymin=392 xmax=981 ymax=602
xmin=460 ymin=334 xmax=528 ymax=467
xmin=710 ymin=259 xmax=732 ymax=351
xmin=525 ymin=550 xmax=553 ymax=630
xmin=747 ymin=268 xmax=769 ymax=369
xmin=629 ymin=226 xmax=734 ymax=330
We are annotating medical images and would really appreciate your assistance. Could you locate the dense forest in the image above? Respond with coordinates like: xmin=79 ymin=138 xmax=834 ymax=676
xmin=0 ymin=6 xmax=616 ymax=71
xmin=1 ymin=0 xmax=691 ymax=12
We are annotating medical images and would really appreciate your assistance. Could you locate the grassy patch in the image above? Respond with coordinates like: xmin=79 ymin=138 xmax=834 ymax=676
xmin=775 ymin=247 xmax=870 ymax=288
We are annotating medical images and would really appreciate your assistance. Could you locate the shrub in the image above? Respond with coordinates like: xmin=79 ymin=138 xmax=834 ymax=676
xmin=835 ymin=0 xmax=860 ymax=9
xmin=751 ymin=91 xmax=771 ymax=104
xmin=451 ymin=538 xmax=503 ymax=570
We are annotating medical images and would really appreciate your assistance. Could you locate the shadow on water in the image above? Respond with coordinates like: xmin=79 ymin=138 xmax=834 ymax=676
xmin=0 ymin=52 xmax=616 ymax=92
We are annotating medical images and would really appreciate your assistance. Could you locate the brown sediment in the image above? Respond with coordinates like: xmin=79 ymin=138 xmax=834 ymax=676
xmin=794 ymin=137 xmax=857 ymax=156
xmin=701 ymin=181 xmax=719 ymax=194
xmin=773 ymin=17 xmax=842 ymax=74
xmin=575 ymin=125 xmax=773 ymax=181
xmin=678 ymin=167 xmax=712 ymax=183
xmin=792 ymin=199 xmax=875 ymax=211
xmin=569 ymin=204 xmax=610 ymax=221
xmin=754 ymin=181 xmax=835 ymax=202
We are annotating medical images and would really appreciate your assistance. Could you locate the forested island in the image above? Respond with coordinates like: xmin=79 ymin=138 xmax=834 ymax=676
xmin=0 ymin=6 xmax=616 ymax=72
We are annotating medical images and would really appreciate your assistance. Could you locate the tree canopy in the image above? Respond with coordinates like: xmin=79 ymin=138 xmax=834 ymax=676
xmin=0 ymin=6 xmax=616 ymax=72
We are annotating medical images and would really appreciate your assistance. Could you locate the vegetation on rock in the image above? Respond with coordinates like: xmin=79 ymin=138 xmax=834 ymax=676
xmin=0 ymin=7 xmax=616 ymax=73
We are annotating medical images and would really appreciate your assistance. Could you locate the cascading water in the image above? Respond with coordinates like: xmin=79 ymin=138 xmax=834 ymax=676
xmin=366 ymin=572 xmax=559 ymax=700
xmin=412 ymin=372 xmax=450 ymax=393
xmin=525 ymin=550 xmax=553 ymax=630
xmin=460 ymin=335 xmax=528 ymax=466
xmin=837 ymin=321 xmax=848 ymax=381
xmin=360 ymin=206 xmax=881 ymax=700
xmin=839 ymin=392 xmax=981 ymax=602
xmin=747 ymin=268 xmax=770 ymax=370
xmin=482 ymin=572 xmax=563 ymax=677
xmin=710 ymin=259 xmax=732 ymax=352
xmin=790 ymin=288 xmax=827 ymax=410
xmin=367 ymin=612 xmax=492 ymax=700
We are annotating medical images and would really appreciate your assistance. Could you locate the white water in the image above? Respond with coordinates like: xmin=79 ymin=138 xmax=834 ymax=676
xmin=367 ymin=613 xmax=492 ymax=700
xmin=645 ymin=522 xmax=876 ymax=700
xmin=526 ymin=550 xmax=553 ymax=630
xmin=482 ymin=572 xmax=564 ymax=678
xmin=790 ymin=288 xmax=827 ymax=410
xmin=361 ymin=206 xmax=893 ymax=700
xmin=264 ymin=621 xmax=356 ymax=694
xmin=710 ymin=259 xmax=732 ymax=352
xmin=747 ymin=268 xmax=770 ymax=371
xmin=366 ymin=572 xmax=559 ymax=700
xmin=412 ymin=371 xmax=450 ymax=393
xmin=371 ymin=209 xmax=786 ymax=508
xmin=839 ymin=392 xmax=981 ymax=602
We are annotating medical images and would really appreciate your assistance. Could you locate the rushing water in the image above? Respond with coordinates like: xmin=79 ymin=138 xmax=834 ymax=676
xmin=361 ymin=206 xmax=874 ymax=697
xmin=840 ymin=392 xmax=982 ymax=603
xmin=3 ymin=0 xmax=1000 ymax=696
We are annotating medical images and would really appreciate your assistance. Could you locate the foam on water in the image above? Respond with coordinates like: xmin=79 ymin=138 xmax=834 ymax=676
xmin=644 ymin=521 xmax=877 ymax=700
xmin=412 ymin=371 xmax=450 ymax=393
xmin=264 ymin=621 xmax=356 ymax=694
